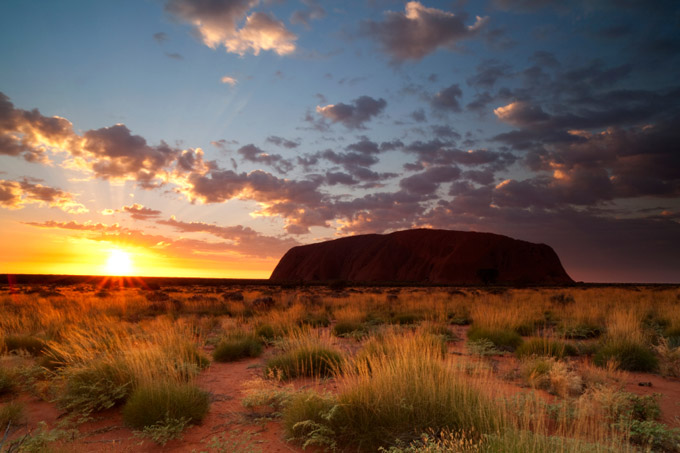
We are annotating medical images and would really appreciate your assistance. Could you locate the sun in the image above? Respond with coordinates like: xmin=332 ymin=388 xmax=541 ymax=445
xmin=105 ymin=249 xmax=133 ymax=276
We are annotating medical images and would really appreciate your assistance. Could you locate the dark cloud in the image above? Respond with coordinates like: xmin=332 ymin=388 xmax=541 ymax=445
xmin=290 ymin=0 xmax=326 ymax=27
xmin=122 ymin=203 xmax=162 ymax=220
xmin=399 ymin=166 xmax=461 ymax=195
xmin=466 ymin=60 xmax=513 ymax=90
xmin=153 ymin=32 xmax=169 ymax=43
xmin=82 ymin=124 xmax=180 ymax=187
xmin=316 ymin=95 xmax=387 ymax=129
xmin=431 ymin=125 xmax=461 ymax=140
xmin=157 ymin=217 xmax=298 ymax=257
xmin=237 ymin=144 xmax=293 ymax=174
xmin=0 ymin=92 xmax=76 ymax=163
xmin=431 ymin=84 xmax=463 ymax=112
xmin=165 ymin=52 xmax=184 ymax=60
xmin=361 ymin=1 xmax=487 ymax=63
xmin=410 ymin=108 xmax=426 ymax=122
xmin=265 ymin=135 xmax=299 ymax=149
xmin=0 ymin=179 xmax=87 ymax=213
xmin=186 ymin=169 xmax=329 ymax=233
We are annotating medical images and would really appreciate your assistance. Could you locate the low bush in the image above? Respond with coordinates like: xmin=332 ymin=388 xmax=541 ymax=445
xmin=122 ymin=382 xmax=209 ymax=430
xmin=3 ymin=335 xmax=46 ymax=356
xmin=212 ymin=334 xmax=263 ymax=362
xmin=332 ymin=320 xmax=366 ymax=337
xmin=57 ymin=360 xmax=132 ymax=417
xmin=265 ymin=346 xmax=343 ymax=380
xmin=559 ymin=323 xmax=604 ymax=340
xmin=0 ymin=401 xmax=25 ymax=428
xmin=0 ymin=368 xmax=16 ymax=395
xmin=468 ymin=326 xmax=523 ymax=351
xmin=391 ymin=313 xmax=423 ymax=325
xmin=654 ymin=337 xmax=680 ymax=377
xmin=255 ymin=323 xmax=279 ymax=342
xmin=515 ymin=338 xmax=578 ymax=359
xmin=594 ymin=340 xmax=658 ymax=372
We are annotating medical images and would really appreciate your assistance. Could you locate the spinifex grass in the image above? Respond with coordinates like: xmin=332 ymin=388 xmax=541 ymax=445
xmin=285 ymin=331 xmax=502 ymax=451
xmin=265 ymin=328 xmax=344 ymax=380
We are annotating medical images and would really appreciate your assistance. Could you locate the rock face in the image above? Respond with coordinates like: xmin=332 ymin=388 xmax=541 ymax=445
xmin=270 ymin=229 xmax=573 ymax=285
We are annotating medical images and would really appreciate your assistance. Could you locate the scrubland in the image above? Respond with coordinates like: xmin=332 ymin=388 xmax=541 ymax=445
xmin=0 ymin=283 xmax=679 ymax=452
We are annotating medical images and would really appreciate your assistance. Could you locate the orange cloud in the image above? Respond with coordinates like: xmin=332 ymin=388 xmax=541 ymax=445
xmin=0 ymin=179 xmax=88 ymax=213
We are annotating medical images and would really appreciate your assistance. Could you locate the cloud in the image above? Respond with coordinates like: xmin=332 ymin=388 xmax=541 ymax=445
xmin=80 ymin=124 xmax=180 ymax=187
xmin=157 ymin=216 xmax=298 ymax=257
xmin=265 ymin=135 xmax=299 ymax=148
xmin=431 ymin=84 xmax=463 ymax=112
xmin=153 ymin=32 xmax=169 ymax=43
xmin=399 ymin=166 xmax=461 ymax=195
xmin=290 ymin=0 xmax=326 ymax=27
xmin=316 ymin=95 xmax=387 ymax=129
xmin=237 ymin=144 xmax=293 ymax=174
xmin=0 ymin=179 xmax=88 ymax=213
xmin=410 ymin=109 xmax=426 ymax=122
xmin=185 ymin=169 xmax=328 ymax=233
xmin=361 ymin=1 xmax=488 ymax=62
xmin=165 ymin=52 xmax=184 ymax=60
xmin=165 ymin=0 xmax=296 ymax=56
xmin=122 ymin=203 xmax=162 ymax=220
xmin=221 ymin=76 xmax=238 ymax=86
xmin=0 ymin=92 xmax=77 ymax=163
xmin=467 ymin=59 xmax=513 ymax=89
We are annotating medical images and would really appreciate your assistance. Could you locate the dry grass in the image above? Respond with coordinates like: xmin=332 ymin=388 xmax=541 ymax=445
xmin=0 ymin=284 xmax=679 ymax=452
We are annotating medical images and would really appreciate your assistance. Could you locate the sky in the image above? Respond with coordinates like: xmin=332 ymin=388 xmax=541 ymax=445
xmin=1 ymin=0 xmax=679 ymax=282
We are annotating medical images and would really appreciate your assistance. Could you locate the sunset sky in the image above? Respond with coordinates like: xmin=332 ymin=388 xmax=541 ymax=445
xmin=1 ymin=0 xmax=679 ymax=282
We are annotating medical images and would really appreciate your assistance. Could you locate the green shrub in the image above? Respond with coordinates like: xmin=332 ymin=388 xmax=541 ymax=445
xmin=332 ymin=321 xmax=366 ymax=337
xmin=265 ymin=346 xmax=343 ymax=380
xmin=301 ymin=312 xmax=331 ymax=328
xmin=468 ymin=326 xmax=523 ymax=351
xmin=255 ymin=323 xmax=279 ymax=342
xmin=0 ymin=368 xmax=16 ymax=395
xmin=392 ymin=313 xmax=423 ymax=325
xmin=624 ymin=420 xmax=680 ymax=452
xmin=122 ymin=382 xmax=209 ymax=430
xmin=57 ymin=361 xmax=132 ymax=417
xmin=515 ymin=338 xmax=578 ymax=359
xmin=0 ymin=401 xmax=25 ymax=427
xmin=136 ymin=415 xmax=191 ymax=446
xmin=594 ymin=340 xmax=658 ymax=372
xmin=559 ymin=323 xmax=604 ymax=339
xmin=3 ymin=335 xmax=46 ymax=356
xmin=212 ymin=334 xmax=263 ymax=362
xmin=283 ymin=392 xmax=338 ymax=450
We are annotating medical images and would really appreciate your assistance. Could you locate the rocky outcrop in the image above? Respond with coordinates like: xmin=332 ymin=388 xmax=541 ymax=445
xmin=270 ymin=229 xmax=573 ymax=285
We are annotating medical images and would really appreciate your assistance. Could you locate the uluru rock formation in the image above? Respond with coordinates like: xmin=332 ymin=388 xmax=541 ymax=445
xmin=270 ymin=229 xmax=573 ymax=285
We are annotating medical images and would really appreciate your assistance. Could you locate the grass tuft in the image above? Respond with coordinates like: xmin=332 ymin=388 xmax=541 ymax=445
xmin=467 ymin=326 xmax=523 ymax=351
xmin=122 ymin=382 xmax=210 ymax=430
xmin=212 ymin=333 xmax=263 ymax=362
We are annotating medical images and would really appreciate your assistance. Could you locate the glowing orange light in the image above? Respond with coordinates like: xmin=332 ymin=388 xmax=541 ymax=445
xmin=105 ymin=249 xmax=133 ymax=276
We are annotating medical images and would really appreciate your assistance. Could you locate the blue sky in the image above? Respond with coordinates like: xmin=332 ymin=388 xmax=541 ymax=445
xmin=1 ymin=0 xmax=679 ymax=281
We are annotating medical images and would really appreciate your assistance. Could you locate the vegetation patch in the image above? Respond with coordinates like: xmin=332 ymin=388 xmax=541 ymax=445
xmin=467 ymin=326 xmax=523 ymax=351
xmin=515 ymin=338 xmax=578 ymax=359
xmin=3 ymin=335 xmax=46 ymax=356
xmin=594 ymin=340 xmax=658 ymax=372
xmin=265 ymin=346 xmax=343 ymax=380
xmin=122 ymin=382 xmax=210 ymax=430
xmin=213 ymin=333 xmax=263 ymax=362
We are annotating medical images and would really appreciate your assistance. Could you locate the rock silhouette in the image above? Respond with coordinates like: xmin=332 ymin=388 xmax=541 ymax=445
xmin=270 ymin=229 xmax=573 ymax=284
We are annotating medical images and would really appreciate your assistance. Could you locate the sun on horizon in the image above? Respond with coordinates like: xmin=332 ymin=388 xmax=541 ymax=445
xmin=105 ymin=249 xmax=133 ymax=276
